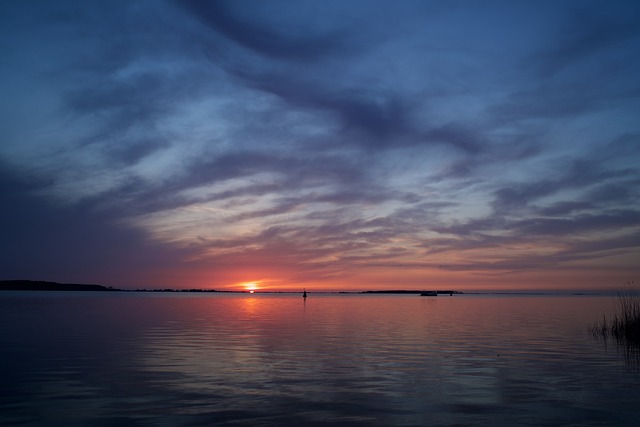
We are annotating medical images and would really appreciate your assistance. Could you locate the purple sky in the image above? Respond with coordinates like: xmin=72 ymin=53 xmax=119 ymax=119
xmin=1 ymin=0 xmax=639 ymax=291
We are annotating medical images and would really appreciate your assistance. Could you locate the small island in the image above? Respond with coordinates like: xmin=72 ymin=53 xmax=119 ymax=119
xmin=360 ymin=290 xmax=463 ymax=295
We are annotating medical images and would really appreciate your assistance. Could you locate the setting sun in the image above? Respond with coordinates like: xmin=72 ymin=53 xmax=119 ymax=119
xmin=241 ymin=281 xmax=260 ymax=292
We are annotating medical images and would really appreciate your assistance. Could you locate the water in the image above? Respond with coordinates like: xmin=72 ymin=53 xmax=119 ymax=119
xmin=1 ymin=292 xmax=638 ymax=426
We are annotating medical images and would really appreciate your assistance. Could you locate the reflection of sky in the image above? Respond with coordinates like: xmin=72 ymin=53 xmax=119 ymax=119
xmin=128 ymin=295 xmax=638 ymax=425
xmin=1 ymin=1 xmax=639 ymax=290
xmin=2 ymin=293 xmax=639 ymax=425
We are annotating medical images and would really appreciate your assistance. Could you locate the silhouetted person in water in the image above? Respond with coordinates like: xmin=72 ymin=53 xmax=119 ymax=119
xmin=303 ymin=289 xmax=307 ymax=298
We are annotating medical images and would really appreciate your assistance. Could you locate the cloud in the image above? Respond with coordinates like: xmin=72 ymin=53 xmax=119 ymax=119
xmin=1 ymin=0 xmax=639 ymax=289
xmin=512 ymin=210 xmax=640 ymax=237
xmin=535 ymin=4 xmax=640 ymax=78
xmin=0 ymin=165 xmax=196 ymax=286
xmin=175 ymin=0 xmax=348 ymax=62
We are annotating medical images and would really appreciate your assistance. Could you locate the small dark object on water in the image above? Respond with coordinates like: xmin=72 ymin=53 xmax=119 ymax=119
xmin=420 ymin=290 xmax=437 ymax=296
xmin=303 ymin=289 xmax=307 ymax=298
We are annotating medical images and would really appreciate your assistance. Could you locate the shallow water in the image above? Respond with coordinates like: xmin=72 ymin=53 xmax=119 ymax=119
xmin=0 ymin=292 xmax=638 ymax=426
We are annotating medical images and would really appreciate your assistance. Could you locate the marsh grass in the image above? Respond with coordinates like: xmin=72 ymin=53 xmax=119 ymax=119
xmin=591 ymin=285 xmax=640 ymax=366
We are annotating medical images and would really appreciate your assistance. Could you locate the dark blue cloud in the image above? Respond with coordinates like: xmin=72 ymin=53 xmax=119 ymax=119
xmin=0 ymin=165 xmax=196 ymax=286
xmin=535 ymin=3 xmax=640 ymax=78
xmin=176 ymin=0 xmax=347 ymax=61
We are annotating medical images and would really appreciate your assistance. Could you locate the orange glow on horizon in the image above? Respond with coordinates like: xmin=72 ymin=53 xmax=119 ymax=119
xmin=239 ymin=281 xmax=261 ymax=292
xmin=127 ymin=261 xmax=638 ymax=293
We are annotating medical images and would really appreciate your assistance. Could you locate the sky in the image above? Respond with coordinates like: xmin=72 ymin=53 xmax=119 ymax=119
xmin=1 ymin=0 xmax=639 ymax=292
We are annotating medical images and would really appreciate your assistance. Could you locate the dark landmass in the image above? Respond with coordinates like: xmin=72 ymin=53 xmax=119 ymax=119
xmin=1 ymin=280 xmax=464 ymax=295
xmin=0 ymin=281 xmax=229 ymax=293
xmin=0 ymin=280 xmax=115 ymax=291
xmin=360 ymin=290 xmax=463 ymax=295
xmin=130 ymin=288 xmax=224 ymax=292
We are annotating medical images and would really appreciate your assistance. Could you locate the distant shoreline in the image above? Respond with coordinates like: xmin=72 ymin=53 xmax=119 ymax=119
xmin=0 ymin=280 xmax=227 ymax=293
xmin=0 ymin=280 xmax=115 ymax=292
xmin=1 ymin=280 xmax=461 ymax=294
xmin=0 ymin=280 xmax=616 ymax=296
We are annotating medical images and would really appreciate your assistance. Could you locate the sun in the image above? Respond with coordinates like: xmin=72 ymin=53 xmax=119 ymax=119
xmin=241 ymin=281 xmax=260 ymax=293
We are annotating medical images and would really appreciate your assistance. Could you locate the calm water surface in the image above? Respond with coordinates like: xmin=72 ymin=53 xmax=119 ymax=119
xmin=1 ymin=292 xmax=638 ymax=426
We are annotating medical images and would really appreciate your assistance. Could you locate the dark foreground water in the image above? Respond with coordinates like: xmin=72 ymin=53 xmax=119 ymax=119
xmin=0 ymin=292 xmax=638 ymax=426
